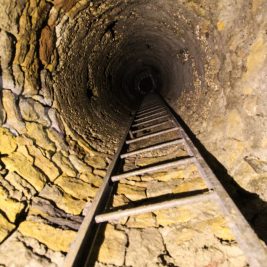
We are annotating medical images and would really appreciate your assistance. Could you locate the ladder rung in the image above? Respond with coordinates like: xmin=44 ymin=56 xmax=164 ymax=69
xmin=139 ymin=103 xmax=161 ymax=111
xmin=126 ymin=127 xmax=179 ymax=144
xmin=129 ymin=130 xmax=134 ymax=139
xmin=132 ymin=121 xmax=170 ymax=134
xmin=137 ymin=105 xmax=162 ymax=114
xmin=140 ymin=100 xmax=158 ymax=105
xmin=134 ymin=111 xmax=167 ymax=122
xmin=121 ymin=139 xmax=184 ymax=159
xmin=139 ymin=102 xmax=159 ymax=109
xmin=136 ymin=107 xmax=165 ymax=117
xmin=111 ymin=157 xmax=195 ymax=181
xmin=95 ymin=191 xmax=215 ymax=223
xmin=132 ymin=115 xmax=169 ymax=127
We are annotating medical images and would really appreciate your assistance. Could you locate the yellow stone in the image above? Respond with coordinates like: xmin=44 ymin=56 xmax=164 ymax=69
xmin=46 ymin=51 xmax=58 ymax=72
xmin=39 ymin=184 xmax=86 ymax=215
xmin=120 ymin=179 xmax=148 ymax=188
xmin=217 ymin=21 xmax=225 ymax=31
xmin=0 ymin=185 xmax=25 ymax=222
xmin=19 ymin=221 xmax=76 ymax=252
xmin=76 ymin=138 xmax=97 ymax=157
xmin=123 ymin=176 xmax=141 ymax=182
xmin=117 ymin=184 xmax=146 ymax=201
xmin=16 ymin=145 xmax=32 ymax=159
xmin=61 ymin=118 xmax=96 ymax=156
xmin=157 ymin=170 xmax=185 ymax=181
xmin=252 ymin=0 xmax=264 ymax=13
xmin=67 ymin=0 xmax=89 ymax=18
xmin=211 ymin=217 xmax=235 ymax=240
xmin=55 ymin=175 xmax=98 ymax=200
xmin=173 ymin=227 xmax=195 ymax=245
xmin=172 ymin=177 xmax=206 ymax=194
xmin=245 ymin=33 xmax=267 ymax=78
xmin=243 ymin=87 xmax=254 ymax=95
xmin=27 ymin=205 xmax=47 ymax=218
xmin=21 ymin=60 xmax=40 ymax=96
xmin=52 ymin=152 xmax=77 ymax=177
xmin=46 ymin=128 xmax=68 ymax=151
xmin=2 ymin=151 xmax=47 ymax=191
xmin=187 ymin=1 xmax=206 ymax=16
xmin=222 ymin=139 xmax=245 ymax=169
xmin=79 ymin=172 xmax=103 ymax=187
xmin=2 ymin=90 xmax=25 ymax=133
xmin=25 ymin=122 xmax=56 ymax=152
xmin=126 ymin=213 xmax=157 ymax=228
xmin=225 ymin=109 xmax=244 ymax=140
xmin=31 ymin=0 xmax=49 ymax=29
xmin=142 ymin=164 xmax=197 ymax=182
xmin=0 ymin=214 xmax=15 ymax=242
xmin=135 ymin=157 xmax=160 ymax=166
xmin=98 ymin=224 xmax=127 ymax=266
xmin=144 ymin=169 xmax=185 ymax=182
xmin=155 ymin=207 xmax=193 ymax=226
xmin=243 ymin=95 xmax=257 ymax=116
xmin=27 ymin=145 xmax=60 ymax=181
xmin=199 ymin=217 xmax=235 ymax=241
xmin=93 ymin=169 xmax=106 ymax=177
xmin=69 ymin=154 xmax=92 ymax=173
xmin=84 ymin=155 xmax=107 ymax=169
xmin=4 ymin=171 xmax=37 ymax=199
xmin=139 ymin=175 xmax=154 ymax=182
xmin=112 ymin=194 xmax=130 ymax=207
xmin=19 ymin=98 xmax=50 ymax=126
xmin=0 ymin=127 xmax=17 ymax=154
xmin=261 ymin=136 xmax=267 ymax=147
xmin=135 ymin=149 xmax=187 ymax=167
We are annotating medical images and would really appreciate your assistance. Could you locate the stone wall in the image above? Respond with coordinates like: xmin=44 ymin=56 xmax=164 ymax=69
xmin=0 ymin=1 xmax=112 ymax=265
xmin=165 ymin=0 xmax=267 ymax=202
xmin=0 ymin=0 xmax=266 ymax=266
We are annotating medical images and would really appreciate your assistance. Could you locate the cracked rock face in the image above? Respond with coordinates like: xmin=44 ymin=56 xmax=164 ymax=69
xmin=0 ymin=0 xmax=267 ymax=266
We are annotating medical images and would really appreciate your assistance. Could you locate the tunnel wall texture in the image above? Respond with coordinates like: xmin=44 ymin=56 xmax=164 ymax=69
xmin=0 ymin=0 xmax=266 ymax=265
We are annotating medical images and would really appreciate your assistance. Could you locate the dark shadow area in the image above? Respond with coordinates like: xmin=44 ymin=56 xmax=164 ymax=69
xmin=85 ymin=223 xmax=107 ymax=267
xmin=139 ymin=76 xmax=154 ymax=94
xmin=167 ymin=104 xmax=267 ymax=244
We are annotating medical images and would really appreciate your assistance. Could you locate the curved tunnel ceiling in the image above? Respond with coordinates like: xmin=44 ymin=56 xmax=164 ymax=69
xmin=53 ymin=0 xmax=206 ymax=151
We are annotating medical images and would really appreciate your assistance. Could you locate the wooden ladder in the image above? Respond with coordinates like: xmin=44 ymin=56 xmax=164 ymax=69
xmin=65 ymin=93 xmax=267 ymax=267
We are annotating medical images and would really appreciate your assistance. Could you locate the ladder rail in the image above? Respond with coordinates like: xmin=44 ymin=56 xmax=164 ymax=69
xmin=95 ymin=191 xmax=215 ymax=223
xmin=138 ymin=104 xmax=162 ymax=113
xmin=63 ymin=106 xmax=138 ymax=267
xmin=132 ymin=114 xmax=169 ymax=127
xmin=135 ymin=107 xmax=166 ymax=117
xmin=65 ymin=93 xmax=267 ymax=267
xmin=120 ymin=139 xmax=184 ymax=159
xmin=111 ymin=157 xmax=195 ymax=181
xmin=131 ymin=121 xmax=170 ymax=134
xmin=181 ymin=127 xmax=267 ymax=267
xmin=159 ymin=95 xmax=267 ymax=267
xmin=125 ymin=127 xmax=179 ymax=144
xmin=134 ymin=110 xmax=167 ymax=122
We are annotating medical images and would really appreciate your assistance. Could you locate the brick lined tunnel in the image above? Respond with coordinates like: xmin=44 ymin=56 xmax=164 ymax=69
xmin=0 ymin=0 xmax=267 ymax=266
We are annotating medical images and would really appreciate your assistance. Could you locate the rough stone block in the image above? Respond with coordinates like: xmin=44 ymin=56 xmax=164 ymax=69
xmin=18 ymin=221 xmax=76 ymax=252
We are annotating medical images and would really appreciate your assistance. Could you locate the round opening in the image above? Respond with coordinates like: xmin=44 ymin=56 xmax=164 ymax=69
xmin=138 ymin=76 xmax=155 ymax=94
